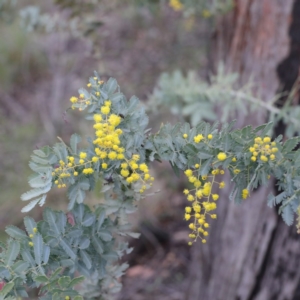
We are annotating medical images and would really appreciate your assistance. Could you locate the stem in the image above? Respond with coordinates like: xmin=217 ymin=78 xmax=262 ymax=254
xmin=226 ymin=89 xmax=300 ymax=128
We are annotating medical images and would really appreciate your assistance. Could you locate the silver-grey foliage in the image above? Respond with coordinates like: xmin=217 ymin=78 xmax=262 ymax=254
xmin=1 ymin=74 xmax=300 ymax=299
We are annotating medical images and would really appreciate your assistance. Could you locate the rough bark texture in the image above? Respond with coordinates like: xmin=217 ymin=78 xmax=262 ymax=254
xmin=186 ymin=1 xmax=300 ymax=300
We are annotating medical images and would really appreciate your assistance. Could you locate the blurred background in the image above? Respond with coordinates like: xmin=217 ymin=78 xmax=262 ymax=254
xmin=1 ymin=0 xmax=300 ymax=299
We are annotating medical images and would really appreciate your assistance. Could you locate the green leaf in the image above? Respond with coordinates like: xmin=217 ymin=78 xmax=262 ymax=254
xmin=5 ymin=226 xmax=27 ymax=239
xmin=43 ymin=245 xmax=50 ymax=264
xmin=80 ymin=250 xmax=92 ymax=269
xmin=223 ymin=133 xmax=233 ymax=152
xmin=276 ymin=191 xmax=287 ymax=205
xmin=15 ymin=286 xmax=28 ymax=297
xmin=0 ymin=282 xmax=14 ymax=297
xmin=68 ymin=185 xmax=86 ymax=205
xmin=21 ymin=249 xmax=35 ymax=267
xmin=92 ymin=235 xmax=104 ymax=255
xmin=33 ymin=149 xmax=47 ymax=157
xmin=69 ymin=276 xmax=85 ymax=288
xmin=58 ymin=276 xmax=71 ymax=289
xmin=282 ymin=137 xmax=300 ymax=153
xmin=59 ymin=239 xmax=76 ymax=260
xmin=82 ymin=214 xmax=95 ymax=227
xmin=111 ymin=92 xmax=124 ymax=103
xmin=281 ymin=204 xmax=294 ymax=226
xmin=34 ymin=275 xmax=49 ymax=283
xmin=78 ymin=237 xmax=90 ymax=249
xmin=28 ymin=172 xmax=52 ymax=188
xmin=60 ymin=259 xmax=74 ymax=267
xmin=57 ymin=212 xmax=67 ymax=235
xmin=231 ymin=132 xmax=245 ymax=145
xmin=30 ymin=155 xmax=49 ymax=165
xmin=52 ymin=292 xmax=60 ymax=300
xmin=97 ymin=210 xmax=106 ymax=230
xmin=102 ymin=252 xmax=118 ymax=262
xmin=21 ymin=183 xmax=51 ymax=201
xmin=43 ymin=208 xmax=60 ymax=236
xmin=50 ymin=267 xmax=63 ymax=280
xmin=98 ymin=230 xmax=112 ymax=242
xmin=70 ymin=133 xmax=81 ymax=154
xmin=5 ymin=240 xmax=20 ymax=265
xmin=197 ymin=149 xmax=213 ymax=159
xmin=53 ymin=143 xmax=68 ymax=161
xmin=199 ymin=158 xmax=212 ymax=176
xmin=24 ymin=216 xmax=37 ymax=235
xmin=261 ymin=122 xmax=273 ymax=136
xmin=21 ymin=198 xmax=40 ymax=213
xmin=127 ymin=96 xmax=139 ymax=112
xmin=106 ymin=78 xmax=118 ymax=95
xmin=254 ymin=123 xmax=268 ymax=133
xmin=183 ymin=144 xmax=198 ymax=156
xmin=29 ymin=162 xmax=51 ymax=173
xmin=33 ymin=234 xmax=43 ymax=267
xmin=12 ymin=261 xmax=29 ymax=274
xmin=267 ymin=193 xmax=276 ymax=207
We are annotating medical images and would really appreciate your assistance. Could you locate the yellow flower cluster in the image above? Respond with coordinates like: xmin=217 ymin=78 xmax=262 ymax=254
xmin=183 ymin=133 xmax=214 ymax=144
xmin=70 ymin=93 xmax=91 ymax=110
xmin=169 ymin=0 xmax=183 ymax=11
xmin=52 ymin=159 xmax=72 ymax=188
xmin=249 ymin=136 xmax=278 ymax=163
xmin=93 ymin=104 xmax=125 ymax=161
xmin=69 ymin=78 xmax=104 ymax=110
xmin=55 ymin=94 xmax=154 ymax=193
xmin=194 ymin=134 xmax=204 ymax=143
xmin=119 ymin=156 xmax=154 ymax=193
xmin=183 ymin=165 xmax=225 ymax=244
xmin=242 ymin=188 xmax=249 ymax=199
xmin=53 ymin=152 xmax=96 ymax=188
xmin=53 ymin=100 xmax=127 ymax=188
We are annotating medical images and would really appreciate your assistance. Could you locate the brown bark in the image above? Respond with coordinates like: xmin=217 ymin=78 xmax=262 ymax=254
xmin=186 ymin=1 xmax=300 ymax=300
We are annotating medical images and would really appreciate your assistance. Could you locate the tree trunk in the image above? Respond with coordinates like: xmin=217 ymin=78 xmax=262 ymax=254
xmin=186 ymin=1 xmax=300 ymax=299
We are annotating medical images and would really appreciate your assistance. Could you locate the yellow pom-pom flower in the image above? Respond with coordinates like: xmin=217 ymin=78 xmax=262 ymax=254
xmin=187 ymin=194 xmax=194 ymax=201
xmin=79 ymin=152 xmax=87 ymax=159
xmin=132 ymin=154 xmax=140 ymax=161
xmin=219 ymin=181 xmax=225 ymax=189
xmin=185 ymin=214 xmax=191 ymax=221
xmin=70 ymin=96 xmax=78 ymax=103
xmin=194 ymin=134 xmax=204 ymax=143
xmin=189 ymin=223 xmax=195 ymax=230
xmin=184 ymin=169 xmax=193 ymax=177
xmin=217 ymin=152 xmax=227 ymax=161
xmin=212 ymin=194 xmax=219 ymax=201
xmin=183 ymin=189 xmax=189 ymax=195
xmin=101 ymin=106 xmax=110 ymax=115
xmin=242 ymin=189 xmax=249 ymax=199
xmin=94 ymin=114 xmax=102 ymax=123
